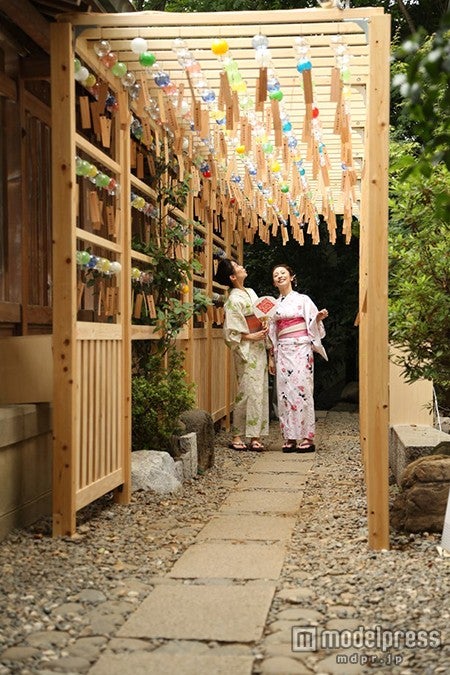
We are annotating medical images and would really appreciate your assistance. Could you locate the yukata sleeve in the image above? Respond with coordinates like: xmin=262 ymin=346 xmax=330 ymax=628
xmin=223 ymin=296 xmax=251 ymax=361
xmin=304 ymin=296 xmax=328 ymax=361
xmin=268 ymin=302 xmax=280 ymax=357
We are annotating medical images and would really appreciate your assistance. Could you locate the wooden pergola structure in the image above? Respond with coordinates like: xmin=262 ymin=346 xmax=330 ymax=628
xmin=51 ymin=7 xmax=390 ymax=547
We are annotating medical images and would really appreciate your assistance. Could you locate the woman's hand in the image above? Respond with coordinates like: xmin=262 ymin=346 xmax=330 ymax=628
xmin=268 ymin=356 xmax=275 ymax=376
xmin=242 ymin=327 xmax=269 ymax=341
xmin=317 ymin=308 xmax=329 ymax=322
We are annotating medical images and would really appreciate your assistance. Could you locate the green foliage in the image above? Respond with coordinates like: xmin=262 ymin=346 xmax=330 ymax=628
xmin=132 ymin=348 xmax=196 ymax=452
xmin=389 ymin=13 xmax=450 ymax=410
xmin=138 ymin=0 xmax=309 ymax=12
xmin=132 ymin=1 xmax=449 ymax=42
xmin=391 ymin=14 xmax=450 ymax=187
xmin=389 ymin=141 xmax=450 ymax=407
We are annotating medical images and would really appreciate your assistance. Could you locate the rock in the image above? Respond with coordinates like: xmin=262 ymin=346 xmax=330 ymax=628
xmin=434 ymin=440 xmax=450 ymax=456
xmin=391 ymin=455 xmax=450 ymax=532
xmin=340 ymin=381 xmax=359 ymax=403
xmin=389 ymin=424 xmax=450 ymax=485
xmin=260 ymin=655 xmax=309 ymax=674
xmin=131 ymin=450 xmax=182 ymax=494
xmin=180 ymin=409 xmax=215 ymax=471
xmin=401 ymin=455 xmax=450 ymax=486
xmin=1 ymin=646 xmax=40 ymax=661
xmin=437 ymin=416 xmax=450 ymax=434
xmin=178 ymin=432 xmax=198 ymax=479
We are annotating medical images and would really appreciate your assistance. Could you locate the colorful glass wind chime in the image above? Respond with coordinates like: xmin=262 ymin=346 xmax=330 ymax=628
xmin=80 ymin=29 xmax=359 ymax=252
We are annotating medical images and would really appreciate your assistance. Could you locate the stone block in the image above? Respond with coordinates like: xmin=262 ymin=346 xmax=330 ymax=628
xmin=179 ymin=431 xmax=198 ymax=479
xmin=180 ymin=409 xmax=214 ymax=471
xmin=389 ymin=424 xmax=450 ymax=485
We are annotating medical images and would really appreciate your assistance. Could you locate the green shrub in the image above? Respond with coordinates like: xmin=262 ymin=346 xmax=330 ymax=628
xmin=132 ymin=349 xmax=196 ymax=453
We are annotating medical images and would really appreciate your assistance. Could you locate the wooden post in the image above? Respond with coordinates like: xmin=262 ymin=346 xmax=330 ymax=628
xmin=183 ymin=192 xmax=195 ymax=386
xmin=113 ymin=85 xmax=131 ymax=506
xmin=50 ymin=21 xmax=77 ymax=536
xmin=359 ymin=13 xmax=391 ymax=550
xmin=205 ymin=207 xmax=213 ymax=415
xmin=19 ymin=81 xmax=30 ymax=335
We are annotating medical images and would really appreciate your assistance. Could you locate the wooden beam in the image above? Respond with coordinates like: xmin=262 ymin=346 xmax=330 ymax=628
xmin=0 ymin=70 xmax=17 ymax=101
xmin=59 ymin=7 xmax=385 ymax=28
xmin=23 ymin=90 xmax=51 ymax=125
xmin=359 ymin=13 xmax=391 ymax=550
xmin=0 ymin=0 xmax=51 ymax=53
xmin=113 ymin=71 xmax=132 ymax=507
xmin=20 ymin=56 xmax=51 ymax=81
xmin=20 ymin=80 xmax=30 ymax=335
xmin=0 ymin=301 xmax=21 ymax=323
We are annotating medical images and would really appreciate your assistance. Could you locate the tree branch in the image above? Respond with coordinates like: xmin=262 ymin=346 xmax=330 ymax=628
xmin=396 ymin=0 xmax=417 ymax=35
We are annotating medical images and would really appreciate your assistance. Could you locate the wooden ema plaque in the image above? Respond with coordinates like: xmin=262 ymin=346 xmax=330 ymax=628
xmin=89 ymin=190 xmax=102 ymax=230
xmin=99 ymin=116 xmax=112 ymax=148
xmin=79 ymin=96 xmax=91 ymax=129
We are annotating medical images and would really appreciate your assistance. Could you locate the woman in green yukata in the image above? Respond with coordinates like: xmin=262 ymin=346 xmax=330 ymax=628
xmin=214 ymin=258 xmax=270 ymax=452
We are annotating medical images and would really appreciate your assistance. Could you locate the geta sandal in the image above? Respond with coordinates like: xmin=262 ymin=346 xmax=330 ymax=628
xmin=297 ymin=441 xmax=315 ymax=453
xmin=228 ymin=442 xmax=248 ymax=451
xmin=249 ymin=440 xmax=265 ymax=452
xmin=282 ymin=442 xmax=297 ymax=453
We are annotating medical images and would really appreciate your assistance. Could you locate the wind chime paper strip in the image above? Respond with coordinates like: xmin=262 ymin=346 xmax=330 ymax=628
xmin=258 ymin=67 xmax=267 ymax=103
xmin=302 ymin=70 xmax=314 ymax=105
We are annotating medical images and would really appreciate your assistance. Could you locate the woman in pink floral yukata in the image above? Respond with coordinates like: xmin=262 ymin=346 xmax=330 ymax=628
xmin=268 ymin=264 xmax=328 ymax=454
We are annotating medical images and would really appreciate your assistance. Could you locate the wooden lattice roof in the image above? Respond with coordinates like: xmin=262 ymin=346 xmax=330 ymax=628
xmin=66 ymin=7 xmax=385 ymax=241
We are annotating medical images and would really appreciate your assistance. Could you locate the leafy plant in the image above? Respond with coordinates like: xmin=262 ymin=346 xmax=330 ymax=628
xmin=389 ymin=140 xmax=450 ymax=409
xmin=389 ymin=15 xmax=450 ymax=411
xmin=391 ymin=14 xmax=450 ymax=204
xmin=132 ymin=348 xmax=196 ymax=452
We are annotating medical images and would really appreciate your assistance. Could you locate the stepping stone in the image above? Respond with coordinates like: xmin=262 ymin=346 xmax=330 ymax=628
xmin=197 ymin=514 xmax=296 ymax=541
xmin=219 ymin=490 xmax=303 ymax=515
xmin=237 ymin=473 xmax=307 ymax=490
xmin=168 ymin=541 xmax=286 ymax=580
xmin=261 ymin=451 xmax=315 ymax=461
xmin=251 ymin=459 xmax=314 ymax=473
xmin=117 ymin=584 xmax=276 ymax=642
xmin=89 ymin=651 xmax=254 ymax=675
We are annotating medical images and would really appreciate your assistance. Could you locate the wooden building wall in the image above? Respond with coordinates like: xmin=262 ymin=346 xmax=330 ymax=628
xmin=0 ymin=45 xmax=52 ymax=338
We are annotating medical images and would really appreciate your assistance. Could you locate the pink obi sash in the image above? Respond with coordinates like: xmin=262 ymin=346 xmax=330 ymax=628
xmin=277 ymin=317 xmax=308 ymax=339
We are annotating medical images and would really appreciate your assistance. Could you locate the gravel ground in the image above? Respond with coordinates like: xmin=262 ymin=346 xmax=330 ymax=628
xmin=0 ymin=411 xmax=449 ymax=674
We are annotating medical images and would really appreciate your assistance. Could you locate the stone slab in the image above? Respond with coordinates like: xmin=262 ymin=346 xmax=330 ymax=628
xmin=197 ymin=514 xmax=296 ymax=541
xmin=237 ymin=473 xmax=307 ymax=490
xmin=219 ymin=490 xmax=303 ymax=515
xmin=168 ymin=541 xmax=286 ymax=579
xmin=117 ymin=584 xmax=276 ymax=642
xmin=261 ymin=451 xmax=314 ymax=461
xmin=250 ymin=459 xmax=314 ymax=474
xmin=89 ymin=651 xmax=254 ymax=675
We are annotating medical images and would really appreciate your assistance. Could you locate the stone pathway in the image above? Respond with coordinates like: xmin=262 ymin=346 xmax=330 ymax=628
xmin=2 ymin=412 xmax=448 ymax=675
xmin=89 ymin=450 xmax=315 ymax=675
